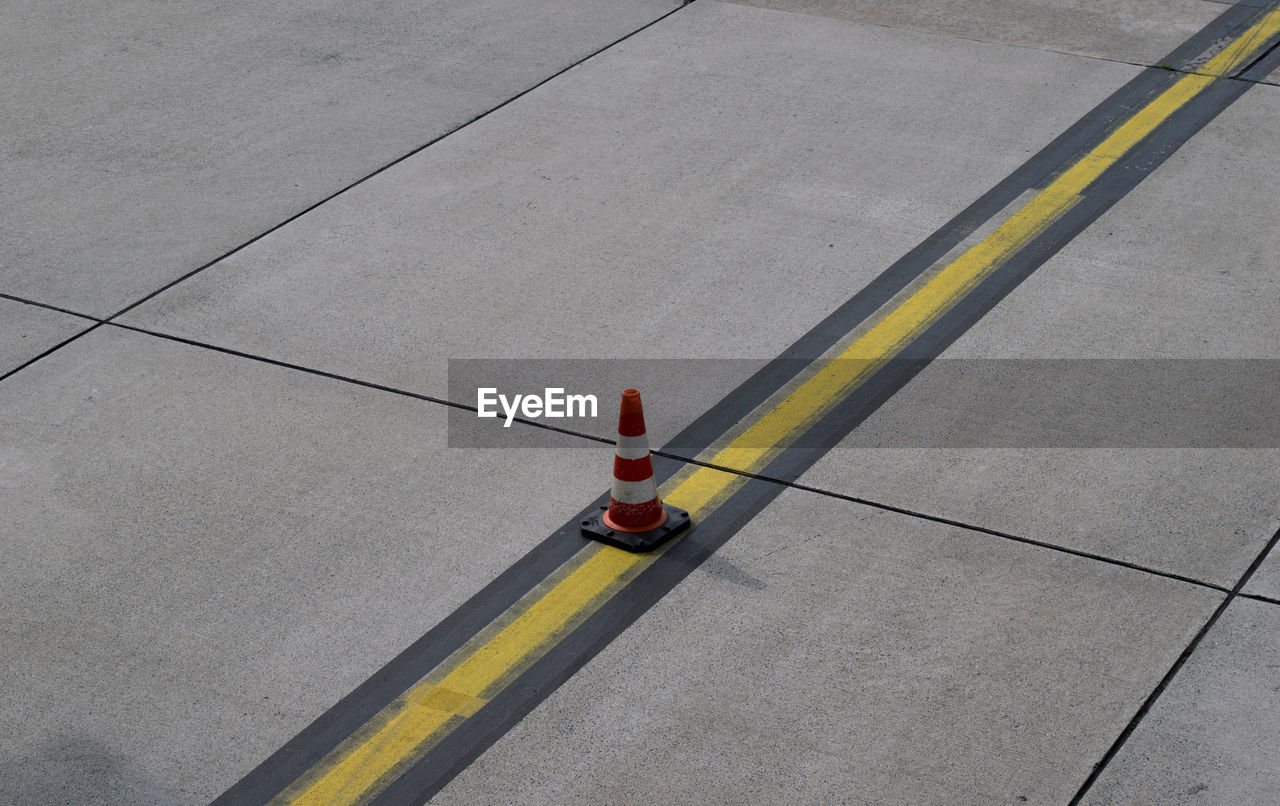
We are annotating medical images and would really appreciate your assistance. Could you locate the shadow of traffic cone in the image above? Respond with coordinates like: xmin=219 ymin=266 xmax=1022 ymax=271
xmin=581 ymin=388 xmax=690 ymax=552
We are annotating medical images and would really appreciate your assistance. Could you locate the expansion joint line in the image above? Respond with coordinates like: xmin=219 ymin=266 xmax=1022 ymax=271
xmin=1239 ymin=592 xmax=1280 ymax=607
xmin=1069 ymin=524 xmax=1280 ymax=804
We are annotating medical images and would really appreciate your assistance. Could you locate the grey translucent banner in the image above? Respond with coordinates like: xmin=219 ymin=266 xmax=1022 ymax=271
xmin=447 ymin=359 xmax=1280 ymax=449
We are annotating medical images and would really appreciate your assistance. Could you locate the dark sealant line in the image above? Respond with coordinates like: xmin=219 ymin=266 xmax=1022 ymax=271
xmin=0 ymin=292 xmax=103 ymax=323
xmin=1237 ymin=30 xmax=1280 ymax=78
xmin=109 ymin=320 xmax=618 ymax=448
xmin=703 ymin=465 xmax=1234 ymax=595
xmin=1238 ymin=592 xmax=1280 ymax=606
xmin=1069 ymin=524 xmax=1280 ymax=805
xmin=1233 ymin=23 xmax=1280 ymax=76
xmin=0 ymin=294 xmax=106 ymax=384
xmin=0 ymin=323 xmax=104 ymax=384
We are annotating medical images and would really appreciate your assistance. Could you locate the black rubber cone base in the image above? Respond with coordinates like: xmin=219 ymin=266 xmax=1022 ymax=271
xmin=580 ymin=504 xmax=691 ymax=552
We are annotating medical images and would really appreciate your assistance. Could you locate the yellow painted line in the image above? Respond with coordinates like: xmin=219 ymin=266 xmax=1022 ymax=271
xmin=274 ymin=10 xmax=1280 ymax=805
xmin=664 ymin=7 xmax=1280 ymax=512
xmin=1196 ymin=3 xmax=1280 ymax=77
xmin=274 ymin=544 xmax=652 ymax=806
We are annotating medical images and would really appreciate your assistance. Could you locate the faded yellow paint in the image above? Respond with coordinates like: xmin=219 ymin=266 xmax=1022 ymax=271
xmin=1196 ymin=4 xmax=1280 ymax=77
xmin=438 ymin=544 xmax=646 ymax=698
xmin=278 ymin=545 xmax=649 ymax=806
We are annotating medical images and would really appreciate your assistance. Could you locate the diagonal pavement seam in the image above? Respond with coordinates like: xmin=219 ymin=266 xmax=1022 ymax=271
xmin=0 ymin=4 xmax=692 ymax=388
xmin=1069 ymin=523 xmax=1280 ymax=804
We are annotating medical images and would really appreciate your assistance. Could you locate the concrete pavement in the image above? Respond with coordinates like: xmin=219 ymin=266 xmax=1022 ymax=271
xmin=1082 ymin=597 xmax=1280 ymax=805
xmin=120 ymin=1 xmax=1137 ymax=401
xmin=0 ymin=0 xmax=681 ymax=316
xmin=0 ymin=299 xmax=93 ymax=377
xmin=803 ymin=82 xmax=1280 ymax=588
xmin=722 ymin=0 xmax=1221 ymax=62
xmin=429 ymin=488 xmax=1223 ymax=805
xmin=2 ymin=0 xmax=1278 ymax=803
xmin=0 ymin=327 xmax=600 ymax=802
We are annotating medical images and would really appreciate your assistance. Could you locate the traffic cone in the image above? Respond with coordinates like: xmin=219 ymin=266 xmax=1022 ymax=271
xmin=605 ymin=388 xmax=665 ymax=531
xmin=580 ymin=388 xmax=690 ymax=552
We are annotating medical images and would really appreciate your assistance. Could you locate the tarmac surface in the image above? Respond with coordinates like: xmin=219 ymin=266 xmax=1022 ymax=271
xmin=3 ymin=1 xmax=1279 ymax=804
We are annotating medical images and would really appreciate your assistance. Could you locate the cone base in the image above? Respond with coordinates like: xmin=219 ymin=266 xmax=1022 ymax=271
xmin=580 ymin=504 xmax=691 ymax=552
xmin=602 ymin=505 xmax=666 ymax=534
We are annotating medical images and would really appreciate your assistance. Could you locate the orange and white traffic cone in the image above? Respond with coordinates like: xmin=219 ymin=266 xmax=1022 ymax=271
xmin=581 ymin=388 xmax=690 ymax=552
xmin=605 ymin=388 xmax=666 ymax=532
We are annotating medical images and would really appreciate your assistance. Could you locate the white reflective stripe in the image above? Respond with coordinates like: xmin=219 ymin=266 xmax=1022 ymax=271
xmin=613 ymin=433 xmax=651 ymax=461
xmin=611 ymin=477 xmax=659 ymax=505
